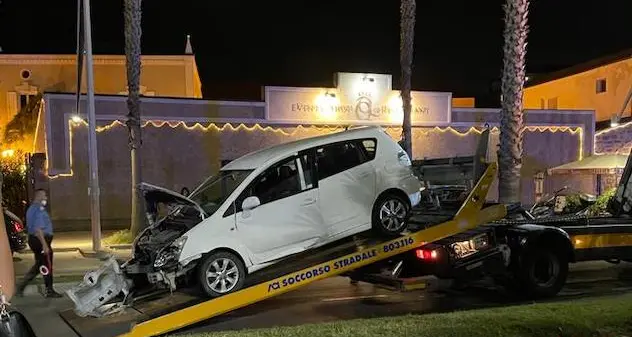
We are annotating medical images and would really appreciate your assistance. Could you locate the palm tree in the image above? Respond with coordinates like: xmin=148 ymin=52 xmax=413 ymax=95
xmin=498 ymin=0 xmax=529 ymax=203
xmin=124 ymin=0 xmax=144 ymax=236
xmin=400 ymin=0 xmax=416 ymax=158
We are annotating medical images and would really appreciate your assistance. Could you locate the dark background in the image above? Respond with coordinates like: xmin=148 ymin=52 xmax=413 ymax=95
xmin=1 ymin=0 xmax=631 ymax=106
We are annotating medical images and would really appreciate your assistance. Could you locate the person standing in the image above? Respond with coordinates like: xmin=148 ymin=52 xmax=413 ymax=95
xmin=15 ymin=189 xmax=62 ymax=298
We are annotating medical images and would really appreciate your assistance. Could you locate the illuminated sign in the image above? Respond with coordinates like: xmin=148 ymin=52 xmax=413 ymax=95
xmin=265 ymin=72 xmax=452 ymax=125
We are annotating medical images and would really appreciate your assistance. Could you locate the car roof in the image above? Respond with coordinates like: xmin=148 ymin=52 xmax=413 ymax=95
xmin=221 ymin=126 xmax=385 ymax=171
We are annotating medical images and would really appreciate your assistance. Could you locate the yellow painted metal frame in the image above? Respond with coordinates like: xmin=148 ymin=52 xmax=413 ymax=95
xmin=572 ymin=233 xmax=632 ymax=249
xmin=119 ymin=163 xmax=506 ymax=337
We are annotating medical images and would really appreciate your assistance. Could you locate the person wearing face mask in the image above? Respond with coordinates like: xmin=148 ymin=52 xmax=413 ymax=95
xmin=15 ymin=188 xmax=62 ymax=298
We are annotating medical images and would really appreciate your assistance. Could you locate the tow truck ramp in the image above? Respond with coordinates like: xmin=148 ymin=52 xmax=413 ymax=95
xmin=60 ymin=162 xmax=505 ymax=337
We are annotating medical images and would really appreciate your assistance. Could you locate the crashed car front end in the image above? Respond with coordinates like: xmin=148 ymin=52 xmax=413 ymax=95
xmin=124 ymin=228 xmax=196 ymax=292
xmin=66 ymin=183 xmax=206 ymax=317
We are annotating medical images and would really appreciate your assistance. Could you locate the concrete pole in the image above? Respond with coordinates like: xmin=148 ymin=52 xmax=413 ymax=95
xmin=82 ymin=0 xmax=102 ymax=252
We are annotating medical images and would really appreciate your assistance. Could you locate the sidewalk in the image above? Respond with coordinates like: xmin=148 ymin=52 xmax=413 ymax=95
xmin=48 ymin=230 xmax=132 ymax=253
xmin=9 ymin=231 xmax=133 ymax=337
xmin=10 ymin=294 xmax=79 ymax=337
xmin=14 ymin=231 xmax=133 ymax=295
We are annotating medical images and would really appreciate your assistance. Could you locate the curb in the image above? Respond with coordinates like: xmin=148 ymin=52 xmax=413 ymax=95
xmin=15 ymin=245 xmax=132 ymax=255
xmin=108 ymin=244 xmax=132 ymax=250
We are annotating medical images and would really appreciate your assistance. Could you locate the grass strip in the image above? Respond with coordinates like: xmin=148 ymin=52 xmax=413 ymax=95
xmin=178 ymin=293 xmax=632 ymax=337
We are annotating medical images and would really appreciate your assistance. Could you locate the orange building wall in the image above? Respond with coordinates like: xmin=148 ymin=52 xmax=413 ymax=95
xmin=452 ymin=97 xmax=475 ymax=108
xmin=0 ymin=54 xmax=202 ymax=126
xmin=523 ymin=58 xmax=632 ymax=122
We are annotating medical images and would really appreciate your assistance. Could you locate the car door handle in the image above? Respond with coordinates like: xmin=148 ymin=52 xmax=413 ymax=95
xmin=301 ymin=198 xmax=316 ymax=205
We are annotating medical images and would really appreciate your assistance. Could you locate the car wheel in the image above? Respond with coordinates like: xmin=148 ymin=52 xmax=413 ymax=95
xmin=198 ymin=251 xmax=246 ymax=298
xmin=372 ymin=193 xmax=410 ymax=236
xmin=514 ymin=247 xmax=568 ymax=299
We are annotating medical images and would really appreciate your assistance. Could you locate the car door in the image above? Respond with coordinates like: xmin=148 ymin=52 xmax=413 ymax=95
xmin=233 ymin=151 xmax=325 ymax=264
xmin=317 ymin=139 xmax=377 ymax=240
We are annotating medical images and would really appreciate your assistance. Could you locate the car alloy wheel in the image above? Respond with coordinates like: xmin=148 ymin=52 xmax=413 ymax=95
xmin=205 ymin=257 xmax=240 ymax=294
xmin=379 ymin=198 xmax=408 ymax=232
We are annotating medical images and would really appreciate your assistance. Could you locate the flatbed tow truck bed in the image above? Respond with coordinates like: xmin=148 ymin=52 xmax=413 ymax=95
xmin=59 ymin=161 xmax=504 ymax=337
xmin=346 ymin=148 xmax=632 ymax=299
xmin=492 ymin=214 xmax=632 ymax=262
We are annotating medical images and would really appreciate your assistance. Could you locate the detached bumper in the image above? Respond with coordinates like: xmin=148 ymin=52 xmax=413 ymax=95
xmin=65 ymin=257 xmax=134 ymax=317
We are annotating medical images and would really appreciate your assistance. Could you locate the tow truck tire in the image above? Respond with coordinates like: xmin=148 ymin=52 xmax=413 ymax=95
xmin=514 ymin=246 xmax=568 ymax=299
xmin=198 ymin=251 xmax=246 ymax=298
xmin=372 ymin=193 xmax=410 ymax=236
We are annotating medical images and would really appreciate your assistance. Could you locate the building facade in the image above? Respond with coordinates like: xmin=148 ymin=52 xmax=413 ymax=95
xmin=524 ymin=49 xmax=632 ymax=123
xmin=37 ymin=72 xmax=594 ymax=230
xmin=0 ymin=53 xmax=202 ymax=127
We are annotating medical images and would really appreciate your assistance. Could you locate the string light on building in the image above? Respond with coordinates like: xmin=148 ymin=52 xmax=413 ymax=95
xmin=47 ymin=117 xmax=585 ymax=179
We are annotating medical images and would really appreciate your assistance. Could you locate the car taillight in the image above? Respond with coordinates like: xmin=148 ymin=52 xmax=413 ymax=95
xmin=13 ymin=221 xmax=24 ymax=232
xmin=415 ymin=248 xmax=438 ymax=260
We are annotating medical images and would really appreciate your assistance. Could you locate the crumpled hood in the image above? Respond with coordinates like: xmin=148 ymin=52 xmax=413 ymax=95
xmin=139 ymin=182 xmax=207 ymax=218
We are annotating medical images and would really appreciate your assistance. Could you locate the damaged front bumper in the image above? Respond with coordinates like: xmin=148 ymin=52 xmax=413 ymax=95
xmin=65 ymin=257 xmax=134 ymax=317
xmin=66 ymin=256 xmax=196 ymax=318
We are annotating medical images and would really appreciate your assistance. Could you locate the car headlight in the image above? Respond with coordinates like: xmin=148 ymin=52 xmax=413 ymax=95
xmin=154 ymin=236 xmax=188 ymax=269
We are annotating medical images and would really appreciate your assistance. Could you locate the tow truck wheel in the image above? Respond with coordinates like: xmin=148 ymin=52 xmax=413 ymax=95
xmin=514 ymin=246 xmax=568 ymax=299
xmin=198 ymin=251 xmax=246 ymax=298
xmin=372 ymin=193 xmax=410 ymax=236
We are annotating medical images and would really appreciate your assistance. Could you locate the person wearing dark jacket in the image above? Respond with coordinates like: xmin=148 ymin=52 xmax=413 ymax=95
xmin=15 ymin=189 xmax=62 ymax=298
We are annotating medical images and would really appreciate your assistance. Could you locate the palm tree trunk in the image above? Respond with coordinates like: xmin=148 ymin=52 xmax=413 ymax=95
xmin=124 ymin=0 xmax=144 ymax=236
xmin=400 ymin=0 xmax=416 ymax=158
xmin=498 ymin=0 xmax=529 ymax=204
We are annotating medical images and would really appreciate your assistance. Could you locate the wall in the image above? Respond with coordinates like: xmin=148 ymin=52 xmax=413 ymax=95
xmin=523 ymin=58 xmax=632 ymax=122
xmin=0 ymin=54 xmax=201 ymax=126
xmin=42 ymin=94 xmax=595 ymax=230
xmin=595 ymin=122 xmax=632 ymax=155
xmin=48 ymin=123 xmax=584 ymax=230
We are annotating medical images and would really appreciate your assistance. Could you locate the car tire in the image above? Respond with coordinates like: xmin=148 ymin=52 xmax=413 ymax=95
xmin=513 ymin=246 xmax=568 ymax=299
xmin=372 ymin=193 xmax=410 ymax=236
xmin=198 ymin=251 xmax=246 ymax=298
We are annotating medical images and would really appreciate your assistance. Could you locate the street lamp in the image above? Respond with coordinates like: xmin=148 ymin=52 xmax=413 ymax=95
xmin=79 ymin=0 xmax=103 ymax=253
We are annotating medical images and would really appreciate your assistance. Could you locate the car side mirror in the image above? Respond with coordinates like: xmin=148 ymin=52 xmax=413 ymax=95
xmin=242 ymin=196 xmax=261 ymax=211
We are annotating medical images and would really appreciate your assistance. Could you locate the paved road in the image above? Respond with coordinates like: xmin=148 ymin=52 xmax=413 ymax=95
xmin=18 ymin=258 xmax=632 ymax=337
xmin=171 ymin=261 xmax=632 ymax=334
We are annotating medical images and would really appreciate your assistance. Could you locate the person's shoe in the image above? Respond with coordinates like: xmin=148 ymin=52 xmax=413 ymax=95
xmin=14 ymin=283 xmax=26 ymax=297
xmin=44 ymin=289 xmax=63 ymax=298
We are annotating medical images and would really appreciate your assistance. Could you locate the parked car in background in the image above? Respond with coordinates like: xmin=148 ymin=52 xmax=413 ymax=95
xmin=4 ymin=209 xmax=26 ymax=254
xmin=126 ymin=126 xmax=423 ymax=298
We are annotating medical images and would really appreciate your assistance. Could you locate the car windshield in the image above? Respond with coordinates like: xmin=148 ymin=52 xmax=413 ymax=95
xmin=189 ymin=170 xmax=253 ymax=215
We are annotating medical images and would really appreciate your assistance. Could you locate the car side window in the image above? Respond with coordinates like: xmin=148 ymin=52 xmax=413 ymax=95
xmin=252 ymin=157 xmax=301 ymax=204
xmin=315 ymin=140 xmax=368 ymax=181
xmin=298 ymin=151 xmax=317 ymax=189
xmin=358 ymin=138 xmax=377 ymax=160
xmin=229 ymin=155 xmax=314 ymax=215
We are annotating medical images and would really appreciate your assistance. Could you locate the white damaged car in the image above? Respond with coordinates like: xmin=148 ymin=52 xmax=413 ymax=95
xmin=67 ymin=126 xmax=422 ymax=316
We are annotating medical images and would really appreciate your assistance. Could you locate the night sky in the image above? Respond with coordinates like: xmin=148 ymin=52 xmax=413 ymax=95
xmin=1 ymin=0 xmax=631 ymax=106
